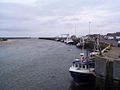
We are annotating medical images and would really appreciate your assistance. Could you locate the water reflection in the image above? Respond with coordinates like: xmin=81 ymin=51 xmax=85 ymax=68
xmin=0 ymin=39 xmax=120 ymax=90
xmin=69 ymin=77 xmax=120 ymax=90
xmin=95 ymin=77 xmax=120 ymax=90
xmin=69 ymin=81 xmax=95 ymax=90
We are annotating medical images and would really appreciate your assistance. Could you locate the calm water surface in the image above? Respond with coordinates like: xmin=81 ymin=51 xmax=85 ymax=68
xmin=1 ymin=39 xmax=119 ymax=90
xmin=0 ymin=39 xmax=96 ymax=90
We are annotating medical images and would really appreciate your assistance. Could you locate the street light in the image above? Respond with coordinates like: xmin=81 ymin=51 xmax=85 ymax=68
xmin=89 ymin=21 xmax=91 ymax=35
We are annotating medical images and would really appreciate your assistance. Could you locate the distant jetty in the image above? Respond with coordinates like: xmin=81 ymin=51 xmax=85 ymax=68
xmin=0 ymin=38 xmax=8 ymax=41
xmin=0 ymin=37 xmax=31 ymax=39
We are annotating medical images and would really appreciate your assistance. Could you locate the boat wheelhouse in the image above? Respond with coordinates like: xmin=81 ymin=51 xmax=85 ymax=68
xmin=69 ymin=59 xmax=95 ymax=85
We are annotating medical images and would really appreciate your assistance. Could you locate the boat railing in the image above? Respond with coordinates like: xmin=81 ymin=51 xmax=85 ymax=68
xmin=72 ymin=61 xmax=94 ymax=70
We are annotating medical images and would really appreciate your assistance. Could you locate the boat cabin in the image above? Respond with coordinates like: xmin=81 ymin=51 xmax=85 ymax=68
xmin=72 ymin=60 xmax=94 ymax=69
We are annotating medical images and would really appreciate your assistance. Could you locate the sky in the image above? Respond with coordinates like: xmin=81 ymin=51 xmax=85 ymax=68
xmin=0 ymin=0 xmax=120 ymax=37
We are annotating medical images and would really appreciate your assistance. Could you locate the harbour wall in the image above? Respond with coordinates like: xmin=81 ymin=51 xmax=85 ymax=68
xmin=95 ymin=57 xmax=107 ymax=78
xmin=113 ymin=59 xmax=120 ymax=80
xmin=95 ymin=56 xmax=120 ymax=81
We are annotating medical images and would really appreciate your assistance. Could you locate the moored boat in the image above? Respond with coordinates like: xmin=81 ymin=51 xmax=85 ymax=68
xmin=76 ymin=37 xmax=84 ymax=49
xmin=69 ymin=36 xmax=96 ymax=85
xmin=69 ymin=58 xmax=95 ymax=85
xmin=64 ymin=38 xmax=74 ymax=44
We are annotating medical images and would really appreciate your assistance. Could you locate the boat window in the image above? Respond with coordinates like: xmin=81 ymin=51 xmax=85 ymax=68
xmin=79 ymin=64 xmax=81 ymax=68
xmin=74 ymin=63 xmax=78 ymax=67
xmin=86 ymin=65 xmax=89 ymax=69
xmin=73 ymin=63 xmax=74 ymax=66
xmin=90 ymin=63 xmax=95 ymax=68
xmin=77 ymin=64 xmax=80 ymax=68
xmin=83 ymin=65 xmax=85 ymax=68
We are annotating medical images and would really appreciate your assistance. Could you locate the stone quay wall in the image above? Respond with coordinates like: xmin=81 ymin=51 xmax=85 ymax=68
xmin=95 ymin=56 xmax=120 ymax=81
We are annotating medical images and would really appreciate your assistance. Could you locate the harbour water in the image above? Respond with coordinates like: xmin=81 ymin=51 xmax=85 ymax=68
xmin=0 ymin=39 xmax=119 ymax=90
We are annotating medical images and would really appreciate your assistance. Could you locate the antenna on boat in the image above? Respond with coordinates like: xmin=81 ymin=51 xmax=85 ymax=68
xmin=81 ymin=36 xmax=86 ymax=56
xmin=94 ymin=35 xmax=102 ymax=56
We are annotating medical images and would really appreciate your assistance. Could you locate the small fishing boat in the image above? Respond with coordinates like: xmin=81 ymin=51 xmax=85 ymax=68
xmin=69 ymin=57 xmax=95 ymax=85
xmin=76 ymin=38 xmax=84 ymax=49
xmin=69 ymin=36 xmax=96 ymax=85
xmin=64 ymin=37 xmax=74 ymax=44
xmin=90 ymin=36 xmax=101 ymax=57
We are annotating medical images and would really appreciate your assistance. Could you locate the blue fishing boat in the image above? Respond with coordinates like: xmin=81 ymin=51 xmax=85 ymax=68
xmin=69 ymin=58 xmax=95 ymax=85
xmin=69 ymin=36 xmax=96 ymax=85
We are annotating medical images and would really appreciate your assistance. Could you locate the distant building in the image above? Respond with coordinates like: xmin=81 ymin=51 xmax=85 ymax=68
xmin=115 ymin=32 xmax=120 ymax=41
xmin=105 ymin=33 xmax=115 ymax=40
xmin=107 ymin=33 xmax=116 ymax=37
xmin=86 ymin=34 xmax=100 ymax=38
xmin=115 ymin=32 xmax=120 ymax=36
xmin=105 ymin=32 xmax=120 ymax=40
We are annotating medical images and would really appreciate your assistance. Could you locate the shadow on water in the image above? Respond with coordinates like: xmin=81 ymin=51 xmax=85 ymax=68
xmin=69 ymin=77 xmax=120 ymax=90
xmin=69 ymin=81 xmax=96 ymax=90
xmin=95 ymin=60 xmax=120 ymax=90
xmin=95 ymin=77 xmax=120 ymax=90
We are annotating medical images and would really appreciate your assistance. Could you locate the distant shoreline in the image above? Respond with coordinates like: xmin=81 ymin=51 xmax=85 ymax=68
xmin=0 ymin=37 xmax=31 ymax=39
xmin=0 ymin=39 xmax=12 ymax=44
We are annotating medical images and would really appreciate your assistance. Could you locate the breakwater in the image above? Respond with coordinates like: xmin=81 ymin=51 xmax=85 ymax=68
xmin=39 ymin=37 xmax=56 ymax=40
xmin=0 ymin=38 xmax=8 ymax=41
xmin=0 ymin=37 xmax=31 ymax=39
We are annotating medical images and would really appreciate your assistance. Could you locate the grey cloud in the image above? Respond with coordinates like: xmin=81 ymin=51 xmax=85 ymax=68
xmin=0 ymin=0 xmax=120 ymax=36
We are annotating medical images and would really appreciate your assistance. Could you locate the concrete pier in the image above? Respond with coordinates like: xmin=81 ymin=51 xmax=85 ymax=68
xmin=95 ymin=57 xmax=107 ymax=78
xmin=95 ymin=47 xmax=120 ymax=81
xmin=113 ymin=59 xmax=120 ymax=80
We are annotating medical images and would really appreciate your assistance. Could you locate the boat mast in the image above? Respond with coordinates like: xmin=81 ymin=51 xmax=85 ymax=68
xmin=82 ymin=36 xmax=86 ymax=57
xmin=94 ymin=35 xmax=102 ymax=55
xmin=86 ymin=22 xmax=91 ymax=59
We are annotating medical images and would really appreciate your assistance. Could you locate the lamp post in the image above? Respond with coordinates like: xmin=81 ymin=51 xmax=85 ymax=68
xmin=75 ymin=24 xmax=76 ymax=36
xmin=89 ymin=21 xmax=91 ymax=35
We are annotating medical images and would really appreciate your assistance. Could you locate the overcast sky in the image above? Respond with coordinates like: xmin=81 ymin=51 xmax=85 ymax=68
xmin=0 ymin=0 xmax=120 ymax=37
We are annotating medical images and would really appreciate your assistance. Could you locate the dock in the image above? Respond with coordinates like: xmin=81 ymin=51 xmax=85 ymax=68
xmin=103 ymin=47 xmax=120 ymax=59
xmin=95 ymin=46 xmax=120 ymax=82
